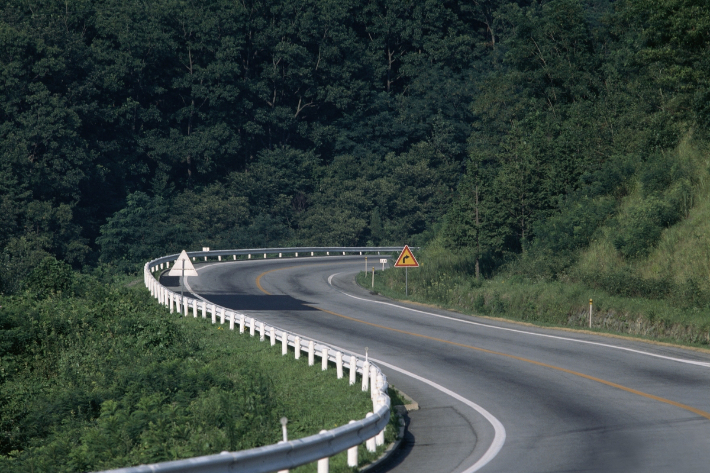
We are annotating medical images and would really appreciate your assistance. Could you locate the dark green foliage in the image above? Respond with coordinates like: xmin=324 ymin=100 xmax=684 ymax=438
xmin=533 ymin=196 xmax=616 ymax=254
xmin=612 ymin=196 xmax=682 ymax=258
xmin=0 ymin=274 xmax=372 ymax=472
xmin=23 ymin=257 xmax=75 ymax=298
xmin=1 ymin=0 xmax=706 ymax=276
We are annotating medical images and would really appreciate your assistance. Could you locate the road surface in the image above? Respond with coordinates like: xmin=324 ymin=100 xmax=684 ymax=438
xmin=162 ymin=256 xmax=710 ymax=472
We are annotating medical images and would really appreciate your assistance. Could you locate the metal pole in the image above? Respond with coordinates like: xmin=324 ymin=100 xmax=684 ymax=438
xmin=181 ymin=259 xmax=185 ymax=308
xmin=406 ymin=267 xmax=408 ymax=296
xmin=365 ymin=256 xmax=367 ymax=272
xmin=371 ymin=266 xmax=374 ymax=288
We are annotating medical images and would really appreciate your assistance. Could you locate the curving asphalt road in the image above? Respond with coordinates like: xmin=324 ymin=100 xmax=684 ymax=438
xmin=164 ymin=256 xmax=710 ymax=473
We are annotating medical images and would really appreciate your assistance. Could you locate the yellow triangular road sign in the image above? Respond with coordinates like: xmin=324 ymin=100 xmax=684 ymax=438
xmin=394 ymin=245 xmax=419 ymax=267
xmin=168 ymin=250 xmax=199 ymax=276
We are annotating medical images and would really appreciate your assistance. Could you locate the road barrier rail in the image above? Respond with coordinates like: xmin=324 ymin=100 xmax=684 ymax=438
xmin=100 ymin=247 xmax=402 ymax=473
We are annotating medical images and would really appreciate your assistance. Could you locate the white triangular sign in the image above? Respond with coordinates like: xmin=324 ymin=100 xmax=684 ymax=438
xmin=168 ymin=250 xmax=199 ymax=276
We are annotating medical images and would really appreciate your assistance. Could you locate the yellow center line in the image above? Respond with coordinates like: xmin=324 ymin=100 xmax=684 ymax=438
xmin=256 ymin=265 xmax=710 ymax=422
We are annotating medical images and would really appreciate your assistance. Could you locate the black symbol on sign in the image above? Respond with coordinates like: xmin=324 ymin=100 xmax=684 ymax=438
xmin=403 ymin=255 xmax=410 ymax=264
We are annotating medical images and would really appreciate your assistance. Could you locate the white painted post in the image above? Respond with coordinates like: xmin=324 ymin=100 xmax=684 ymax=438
xmin=169 ymin=293 xmax=174 ymax=313
xmin=317 ymin=431 xmax=329 ymax=473
xmin=279 ymin=252 xmax=282 ymax=258
xmin=211 ymin=304 xmax=216 ymax=324
xmin=229 ymin=311 xmax=234 ymax=330
xmin=282 ymin=333 xmax=288 ymax=355
xmin=248 ymin=254 xmax=251 ymax=259
xmin=160 ymin=263 xmax=164 ymax=269
xmin=220 ymin=307 xmax=225 ymax=324
xmin=192 ymin=300 xmax=197 ymax=318
xmin=201 ymin=302 xmax=206 ymax=319
xmin=233 ymin=255 xmax=236 ymax=260
xmin=336 ymin=352 xmax=343 ymax=379
xmin=259 ymin=322 xmax=265 ymax=341
xmin=270 ymin=326 xmax=276 ymax=346
xmin=326 ymin=251 xmax=329 ymax=255
xmin=240 ymin=313 xmax=245 ymax=334
xmin=264 ymin=253 xmax=267 ymax=258
xmin=321 ymin=347 xmax=328 ymax=371
xmin=183 ymin=298 xmax=188 ymax=317
xmin=347 ymin=421 xmax=358 ymax=467
xmin=370 ymin=365 xmax=377 ymax=399
xmin=589 ymin=299 xmax=593 ymax=329
xmin=362 ymin=361 xmax=370 ymax=391
xmin=375 ymin=396 xmax=386 ymax=447
xmin=294 ymin=337 xmax=301 ymax=359
xmin=377 ymin=374 xmax=385 ymax=394
xmin=365 ymin=413 xmax=377 ymax=452
xmin=278 ymin=418 xmax=289 ymax=473
xmin=249 ymin=318 xmax=255 ymax=336
xmin=308 ymin=341 xmax=315 ymax=366
xmin=218 ymin=255 xmax=222 ymax=261
xmin=311 ymin=251 xmax=314 ymax=256
xmin=349 ymin=356 xmax=357 ymax=385
xmin=343 ymin=251 xmax=346 ymax=255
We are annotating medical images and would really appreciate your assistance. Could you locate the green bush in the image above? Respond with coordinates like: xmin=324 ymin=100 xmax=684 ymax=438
xmin=0 ymin=273 xmax=372 ymax=472
xmin=612 ymin=196 xmax=681 ymax=258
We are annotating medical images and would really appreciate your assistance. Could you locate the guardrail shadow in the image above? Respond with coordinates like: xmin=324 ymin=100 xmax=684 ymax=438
xmin=369 ymin=412 xmax=414 ymax=472
xmin=197 ymin=294 xmax=319 ymax=312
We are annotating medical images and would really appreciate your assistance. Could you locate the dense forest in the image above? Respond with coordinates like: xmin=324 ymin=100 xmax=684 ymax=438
xmin=2 ymin=0 xmax=710 ymax=468
xmin=1 ymin=0 xmax=709 ymax=290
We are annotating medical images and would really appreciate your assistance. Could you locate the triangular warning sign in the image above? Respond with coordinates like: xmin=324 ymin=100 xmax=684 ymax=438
xmin=394 ymin=245 xmax=419 ymax=267
xmin=168 ymin=250 xmax=199 ymax=276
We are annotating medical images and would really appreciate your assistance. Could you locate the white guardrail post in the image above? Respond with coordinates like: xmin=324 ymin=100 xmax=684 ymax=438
xmin=115 ymin=247 xmax=402 ymax=473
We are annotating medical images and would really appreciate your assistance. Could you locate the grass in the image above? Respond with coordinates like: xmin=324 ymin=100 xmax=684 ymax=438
xmin=0 ymin=276 xmax=393 ymax=473
xmin=358 ymin=257 xmax=710 ymax=348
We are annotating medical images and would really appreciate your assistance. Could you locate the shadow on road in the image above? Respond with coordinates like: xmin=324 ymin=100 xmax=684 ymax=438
xmin=197 ymin=294 xmax=320 ymax=311
xmin=368 ymin=412 xmax=413 ymax=473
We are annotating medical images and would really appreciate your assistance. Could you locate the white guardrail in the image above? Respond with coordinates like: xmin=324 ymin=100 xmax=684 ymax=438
xmin=101 ymin=247 xmax=405 ymax=473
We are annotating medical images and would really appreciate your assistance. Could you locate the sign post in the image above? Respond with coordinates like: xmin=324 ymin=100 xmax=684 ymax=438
xmin=168 ymin=250 xmax=199 ymax=311
xmin=394 ymin=245 xmax=419 ymax=296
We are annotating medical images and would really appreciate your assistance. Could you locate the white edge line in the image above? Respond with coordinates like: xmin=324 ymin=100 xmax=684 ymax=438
xmin=327 ymin=273 xmax=710 ymax=369
xmin=183 ymin=266 xmax=506 ymax=472
xmin=370 ymin=357 xmax=506 ymax=473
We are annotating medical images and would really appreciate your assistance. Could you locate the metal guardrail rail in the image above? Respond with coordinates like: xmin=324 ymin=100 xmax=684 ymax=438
xmin=99 ymin=247 xmax=401 ymax=473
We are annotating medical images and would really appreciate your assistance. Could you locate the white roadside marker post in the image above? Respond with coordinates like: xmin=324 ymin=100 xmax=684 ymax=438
xmin=589 ymin=299 xmax=593 ymax=328
xmin=278 ymin=418 xmax=289 ymax=473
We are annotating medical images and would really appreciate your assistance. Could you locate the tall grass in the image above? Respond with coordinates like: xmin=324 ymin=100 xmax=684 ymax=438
xmin=360 ymin=248 xmax=710 ymax=347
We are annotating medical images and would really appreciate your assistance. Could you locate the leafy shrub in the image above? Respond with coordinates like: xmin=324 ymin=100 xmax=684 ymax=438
xmin=23 ymin=257 xmax=74 ymax=298
xmin=533 ymin=195 xmax=616 ymax=253
xmin=613 ymin=196 xmax=681 ymax=258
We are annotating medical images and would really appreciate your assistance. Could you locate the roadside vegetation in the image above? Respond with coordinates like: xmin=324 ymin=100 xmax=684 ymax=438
xmin=0 ymin=258 xmax=387 ymax=472
xmin=2 ymin=0 xmax=710 ymax=468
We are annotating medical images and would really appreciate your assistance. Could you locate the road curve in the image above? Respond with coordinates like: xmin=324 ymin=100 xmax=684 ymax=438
xmin=170 ymin=256 xmax=710 ymax=473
